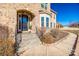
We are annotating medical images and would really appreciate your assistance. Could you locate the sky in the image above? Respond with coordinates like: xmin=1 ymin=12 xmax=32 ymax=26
xmin=51 ymin=3 xmax=79 ymax=26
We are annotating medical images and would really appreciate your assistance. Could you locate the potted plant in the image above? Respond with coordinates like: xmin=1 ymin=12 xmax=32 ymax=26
xmin=29 ymin=24 xmax=32 ymax=32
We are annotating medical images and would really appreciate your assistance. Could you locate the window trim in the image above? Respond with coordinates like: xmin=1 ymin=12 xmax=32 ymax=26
xmin=40 ymin=14 xmax=50 ymax=29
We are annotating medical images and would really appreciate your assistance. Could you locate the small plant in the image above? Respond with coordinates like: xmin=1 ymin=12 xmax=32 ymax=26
xmin=29 ymin=24 xmax=32 ymax=30
xmin=28 ymin=23 xmax=32 ymax=32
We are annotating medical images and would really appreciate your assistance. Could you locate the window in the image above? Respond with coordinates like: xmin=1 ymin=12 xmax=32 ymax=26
xmin=51 ymin=22 xmax=52 ymax=28
xmin=54 ymin=14 xmax=56 ymax=19
xmin=52 ymin=22 xmax=55 ymax=28
xmin=46 ymin=17 xmax=49 ymax=29
xmin=45 ymin=3 xmax=48 ymax=9
xmin=41 ymin=3 xmax=45 ymax=8
xmin=41 ymin=3 xmax=48 ymax=9
xmin=41 ymin=17 xmax=44 ymax=27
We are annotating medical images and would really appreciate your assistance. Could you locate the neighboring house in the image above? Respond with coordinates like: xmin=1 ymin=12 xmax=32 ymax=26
xmin=56 ymin=22 xmax=63 ymax=28
xmin=69 ymin=22 xmax=79 ymax=28
xmin=0 ymin=3 xmax=56 ymax=41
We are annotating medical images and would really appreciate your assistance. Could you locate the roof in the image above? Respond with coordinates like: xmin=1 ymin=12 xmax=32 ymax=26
xmin=50 ymin=9 xmax=57 ymax=14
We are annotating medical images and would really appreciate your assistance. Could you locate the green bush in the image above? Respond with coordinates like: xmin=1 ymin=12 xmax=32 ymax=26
xmin=29 ymin=24 xmax=32 ymax=29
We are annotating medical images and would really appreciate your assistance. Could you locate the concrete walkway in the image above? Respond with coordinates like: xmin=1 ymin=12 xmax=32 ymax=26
xmin=17 ymin=32 xmax=41 ymax=55
xmin=74 ymin=37 xmax=79 ymax=56
xmin=17 ymin=32 xmax=77 ymax=56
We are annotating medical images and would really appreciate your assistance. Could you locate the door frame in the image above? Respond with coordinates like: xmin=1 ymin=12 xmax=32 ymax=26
xmin=17 ymin=10 xmax=35 ymax=33
xmin=17 ymin=13 xmax=31 ymax=33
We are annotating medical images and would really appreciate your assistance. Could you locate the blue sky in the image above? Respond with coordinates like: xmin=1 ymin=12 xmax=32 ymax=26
xmin=51 ymin=3 xmax=79 ymax=26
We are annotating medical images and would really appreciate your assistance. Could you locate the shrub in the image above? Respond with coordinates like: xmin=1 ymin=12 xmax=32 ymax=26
xmin=0 ymin=24 xmax=15 ymax=56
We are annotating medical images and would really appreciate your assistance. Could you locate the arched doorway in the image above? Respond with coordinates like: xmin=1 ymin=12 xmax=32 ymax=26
xmin=17 ymin=10 xmax=35 ymax=33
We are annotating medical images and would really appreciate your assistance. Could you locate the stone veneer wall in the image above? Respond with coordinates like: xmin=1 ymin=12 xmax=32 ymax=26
xmin=0 ymin=3 xmax=52 ymax=40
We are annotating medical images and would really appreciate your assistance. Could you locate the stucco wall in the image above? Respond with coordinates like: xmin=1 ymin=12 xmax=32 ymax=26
xmin=51 ymin=11 xmax=56 ymax=28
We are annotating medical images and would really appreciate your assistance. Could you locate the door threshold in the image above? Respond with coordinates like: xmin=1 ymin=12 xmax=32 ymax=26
xmin=22 ymin=31 xmax=29 ymax=33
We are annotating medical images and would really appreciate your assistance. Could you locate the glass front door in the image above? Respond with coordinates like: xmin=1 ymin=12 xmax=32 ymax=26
xmin=19 ymin=15 xmax=29 ymax=31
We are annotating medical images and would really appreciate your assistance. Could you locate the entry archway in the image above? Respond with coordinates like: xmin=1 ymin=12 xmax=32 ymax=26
xmin=17 ymin=10 xmax=35 ymax=33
